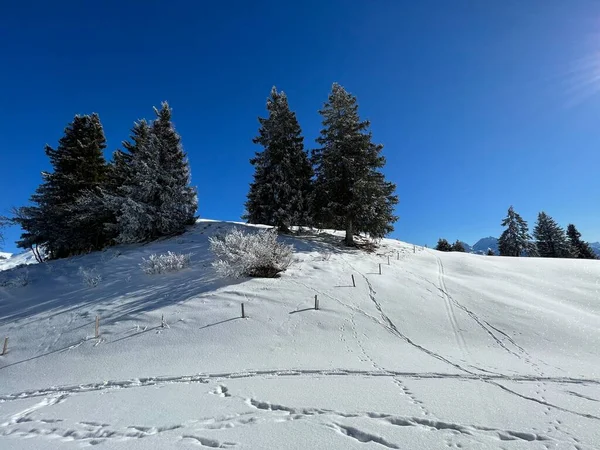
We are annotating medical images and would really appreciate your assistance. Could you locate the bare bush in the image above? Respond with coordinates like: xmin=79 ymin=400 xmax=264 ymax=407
xmin=78 ymin=266 xmax=102 ymax=288
xmin=209 ymin=227 xmax=293 ymax=278
xmin=140 ymin=251 xmax=191 ymax=275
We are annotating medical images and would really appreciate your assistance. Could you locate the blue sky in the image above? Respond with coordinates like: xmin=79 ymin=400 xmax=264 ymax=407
xmin=1 ymin=0 xmax=599 ymax=253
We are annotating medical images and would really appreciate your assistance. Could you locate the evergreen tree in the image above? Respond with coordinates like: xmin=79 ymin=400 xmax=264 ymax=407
xmin=498 ymin=206 xmax=531 ymax=257
xmin=533 ymin=212 xmax=570 ymax=258
xmin=244 ymin=87 xmax=312 ymax=231
xmin=566 ymin=224 xmax=597 ymax=259
xmin=436 ymin=238 xmax=452 ymax=252
xmin=15 ymin=114 xmax=108 ymax=259
xmin=312 ymin=83 xmax=398 ymax=245
xmin=451 ymin=240 xmax=466 ymax=252
xmin=150 ymin=102 xmax=197 ymax=235
xmin=103 ymin=120 xmax=154 ymax=243
xmin=486 ymin=248 xmax=495 ymax=256
xmin=106 ymin=103 xmax=197 ymax=243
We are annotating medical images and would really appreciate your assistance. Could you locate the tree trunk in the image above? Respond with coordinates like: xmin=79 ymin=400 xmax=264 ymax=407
xmin=344 ymin=218 xmax=354 ymax=246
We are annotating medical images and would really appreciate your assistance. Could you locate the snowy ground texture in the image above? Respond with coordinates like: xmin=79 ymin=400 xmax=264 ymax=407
xmin=1 ymin=220 xmax=599 ymax=449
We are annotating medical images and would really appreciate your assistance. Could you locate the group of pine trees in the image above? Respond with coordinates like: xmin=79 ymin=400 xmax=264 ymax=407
xmin=13 ymin=103 xmax=197 ymax=261
xmin=244 ymin=83 xmax=398 ymax=246
xmin=435 ymin=239 xmax=465 ymax=252
xmin=498 ymin=206 xmax=596 ymax=259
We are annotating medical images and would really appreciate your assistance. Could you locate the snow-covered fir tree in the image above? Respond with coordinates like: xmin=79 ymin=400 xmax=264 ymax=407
xmin=150 ymin=103 xmax=197 ymax=235
xmin=312 ymin=83 xmax=398 ymax=246
xmin=244 ymin=87 xmax=312 ymax=232
xmin=566 ymin=224 xmax=596 ymax=259
xmin=15 ymin=114 xmax=108 ymax=259
xmin=103 ymin=120 xmax=155 ymax=243
xmin=106 ymin=103 xmax=197 ymax=243
xmin=498 ymin=206 xmax=531 ymax=257
xmin=533 ymin=212 xmax=570 ymax=258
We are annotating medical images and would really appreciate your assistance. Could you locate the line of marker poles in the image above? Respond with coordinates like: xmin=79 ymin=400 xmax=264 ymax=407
xmin=18 ymin=246 xmax=412 ymax=351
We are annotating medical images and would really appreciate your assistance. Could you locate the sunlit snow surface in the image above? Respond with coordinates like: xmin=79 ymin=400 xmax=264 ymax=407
xmin=1 ymin=220 xmax=599 ymax=449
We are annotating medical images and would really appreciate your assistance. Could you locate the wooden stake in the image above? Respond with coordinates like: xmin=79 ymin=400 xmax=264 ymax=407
xmin=388 ymin=255 xmax=390 ymax=265
xmin=95 ymin=316 xmax=99 ymax=338
xmin=379 ymin=263 xmax=382 ymax=275
xmin=241 ymin=303 xmax=246 ymax=319
xmin=413 ymin=244 xmax=416 ymax=253
xmin=161 ymin=314 xmax=165 ymax=328
xmin=1 ymin=337 xmax=8 ymax=356
xmin=314 ymin=295 xmax=319 ymax=310
xmin=397 ymin=252 xmax=400 ymax=260
xmin=351 ymin=274 xmax=356 ymax=287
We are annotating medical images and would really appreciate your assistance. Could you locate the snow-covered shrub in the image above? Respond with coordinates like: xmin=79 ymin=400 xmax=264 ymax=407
xmin=0 ymin=269 xmax=29 ymax=288
xmin=140 ymin=251 xmax=191 ymax=275
xmin=209 ymin=228 xmax=293 ymax=278
xmin=78 ymin=266 xmax=102 ymax=288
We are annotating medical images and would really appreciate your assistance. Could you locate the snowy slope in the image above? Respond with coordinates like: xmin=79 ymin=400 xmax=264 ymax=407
xmin=0 ymin=220 xmax=599 ymax=449
xmin=0 ymin=250 xmax=38 ymax=272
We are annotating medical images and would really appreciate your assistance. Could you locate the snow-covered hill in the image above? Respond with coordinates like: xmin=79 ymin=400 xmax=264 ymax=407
xmin=0 ymin=250 xmax=38 ymax=272
xmin=1 ymin=220 xmax=599 ymax=449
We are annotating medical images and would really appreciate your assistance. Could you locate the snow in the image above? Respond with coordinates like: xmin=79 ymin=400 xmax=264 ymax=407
xmin=0 ymin=250 xmax=37 ymax=272
xmin=1 ymin=219 xmax=599 ymax=449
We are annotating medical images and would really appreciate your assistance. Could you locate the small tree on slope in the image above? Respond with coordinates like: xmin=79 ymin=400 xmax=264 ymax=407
xmin=15 ymin=114 xmax=109 ymax=259
xmin=312 ymin=83 xmax=398 ymax=245
xmin=498 ymin=206 xmax=531 ymax=257
xmin=533 ymin=212 xmax=570 ymax=258
xmin=244 ymin=87 xmax=312 ymax=232
xmin=566 ymin=224 xmax=597 ymax=259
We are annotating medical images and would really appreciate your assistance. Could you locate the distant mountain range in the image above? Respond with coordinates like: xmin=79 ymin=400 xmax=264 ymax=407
xmin=458 ymin=237 xmax=499 ymax=255
xmin=460 ymin=238 xmax=600 ymax=257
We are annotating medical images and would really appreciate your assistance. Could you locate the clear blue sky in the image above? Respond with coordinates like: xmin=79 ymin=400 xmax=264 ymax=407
xmin=1 ymin=0 xmax=599 ymax=253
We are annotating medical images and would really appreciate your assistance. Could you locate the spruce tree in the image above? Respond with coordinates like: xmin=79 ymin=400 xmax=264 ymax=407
xmin=533 ymin=212 xmax=570 ymax=258
xmin=15 ymin=114 xmax=108 ymax=259
xmin=103 ymin=120 xmax=154 ymax=243
xmin=244 ymin=87 xmax=312 ymax=231
xmin=451 ymin=240 xmax=466 ymax=252
xmin=151 ymin=102 xmax=197 ymax=235
xmin=106 ymin=104 xmax=197 ymax=243
xmin=498 ymin=206 xmax=531 ymax=257
xmin=566 ymin=224 xmax=597 ymax=259
xmin=436 ymin=238 xmax=452 ymax=252
xmin=486 ymin=248 xmax=495 ymax=256
xmin=312 ymin=83 xmax=398 ymax=245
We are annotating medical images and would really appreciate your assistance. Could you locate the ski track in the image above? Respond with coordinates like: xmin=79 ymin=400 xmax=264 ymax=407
xmin=436 ymin=256 xmax=468 ymax=357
